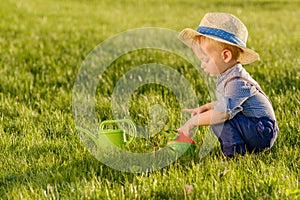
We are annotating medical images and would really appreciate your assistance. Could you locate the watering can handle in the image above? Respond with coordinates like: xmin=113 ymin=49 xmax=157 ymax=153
xmin=99 ymin=119 xmax=136 ymax=144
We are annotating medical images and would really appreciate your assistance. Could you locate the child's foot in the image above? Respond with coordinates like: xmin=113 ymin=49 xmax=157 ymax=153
xmin=165 ymin=131 xmax=196 ymax=156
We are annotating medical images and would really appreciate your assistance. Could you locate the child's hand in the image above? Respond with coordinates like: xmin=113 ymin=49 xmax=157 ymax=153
xmin=177 ymin=114 xmax=200 ymax=138
xmin=183 ymin=103 xmax=215 ymax=117
xmin=177 ymin=125 xmax=193 ymax=138
xmin=183 ymin=108 xmax=201 ymax=117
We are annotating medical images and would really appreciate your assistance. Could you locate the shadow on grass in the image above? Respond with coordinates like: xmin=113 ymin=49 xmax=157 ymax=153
xmin=1 ymin=137 xmax=288 ymax=199
xmin=0 ymin=142 xmax=132 ymax=197
xmin=0 ymin=142 xmax=196 ymax=198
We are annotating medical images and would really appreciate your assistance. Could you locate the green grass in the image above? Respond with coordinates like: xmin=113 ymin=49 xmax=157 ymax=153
xmin=1 ymin=0 xmax=300 ymax=199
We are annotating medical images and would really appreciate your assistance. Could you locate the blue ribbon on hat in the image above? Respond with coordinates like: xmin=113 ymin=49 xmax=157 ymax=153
xmin=197 ymin=26 xmax=246 ymax=47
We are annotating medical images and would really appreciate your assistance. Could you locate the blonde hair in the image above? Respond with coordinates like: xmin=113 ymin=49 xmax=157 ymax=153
xmin=194 ymin=35 xmax=243 ymax=62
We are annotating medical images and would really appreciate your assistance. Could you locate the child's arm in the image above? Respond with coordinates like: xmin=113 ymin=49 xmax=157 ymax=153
xmin=177 ymin=108 xmax=229 ymax=138
xmin=183 ymin=101 xmax=217 ymax=116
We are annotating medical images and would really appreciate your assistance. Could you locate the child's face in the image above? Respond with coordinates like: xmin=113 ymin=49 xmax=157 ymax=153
xmin=191 ymin=39 xmax=225 ymax=77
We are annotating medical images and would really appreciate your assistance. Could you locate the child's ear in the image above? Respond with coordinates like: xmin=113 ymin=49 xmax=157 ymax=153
xmin=221 ymin=49 xmax=232 ymax=63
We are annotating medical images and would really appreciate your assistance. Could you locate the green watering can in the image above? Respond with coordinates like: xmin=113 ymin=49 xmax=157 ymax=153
xmin=76 ymin=119 xmax=136 ymax=148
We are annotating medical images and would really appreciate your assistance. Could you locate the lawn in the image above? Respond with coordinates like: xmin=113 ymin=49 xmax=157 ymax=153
xmin=0 ymin=0 xmax=299 ymax=199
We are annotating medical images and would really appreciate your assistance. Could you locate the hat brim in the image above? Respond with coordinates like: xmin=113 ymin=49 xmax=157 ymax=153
xmin=178 ymin=28 xmax=260 ymax=65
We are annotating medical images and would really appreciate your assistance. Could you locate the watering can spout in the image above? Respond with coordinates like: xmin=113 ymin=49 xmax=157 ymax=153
xmin=75 ymin=126 xmax=98 ymax=144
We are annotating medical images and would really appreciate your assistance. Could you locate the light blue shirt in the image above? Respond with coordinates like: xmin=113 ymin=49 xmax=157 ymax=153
xmin=214 ymin=63 xmax=276 ymax=120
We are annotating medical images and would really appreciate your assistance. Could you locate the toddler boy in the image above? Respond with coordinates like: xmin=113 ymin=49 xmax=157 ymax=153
xmin=170 ymin=12 xmax=278 ymax=158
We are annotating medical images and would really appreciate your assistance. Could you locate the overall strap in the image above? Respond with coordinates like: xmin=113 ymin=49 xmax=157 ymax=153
xmin=224 ymin=76 xmax=271 ymax=103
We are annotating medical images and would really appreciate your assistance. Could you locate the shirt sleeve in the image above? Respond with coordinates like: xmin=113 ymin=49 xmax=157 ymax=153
xmin=214 ymin=79 xmax=256 ymax=119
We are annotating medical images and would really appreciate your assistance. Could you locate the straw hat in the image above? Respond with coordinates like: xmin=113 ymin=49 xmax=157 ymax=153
xmin=179 ymin=12 xmax=260 ymax=65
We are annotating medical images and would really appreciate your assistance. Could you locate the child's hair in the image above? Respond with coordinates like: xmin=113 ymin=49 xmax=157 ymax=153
xmin=194 ymin=35 xmax=243 ymax=62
